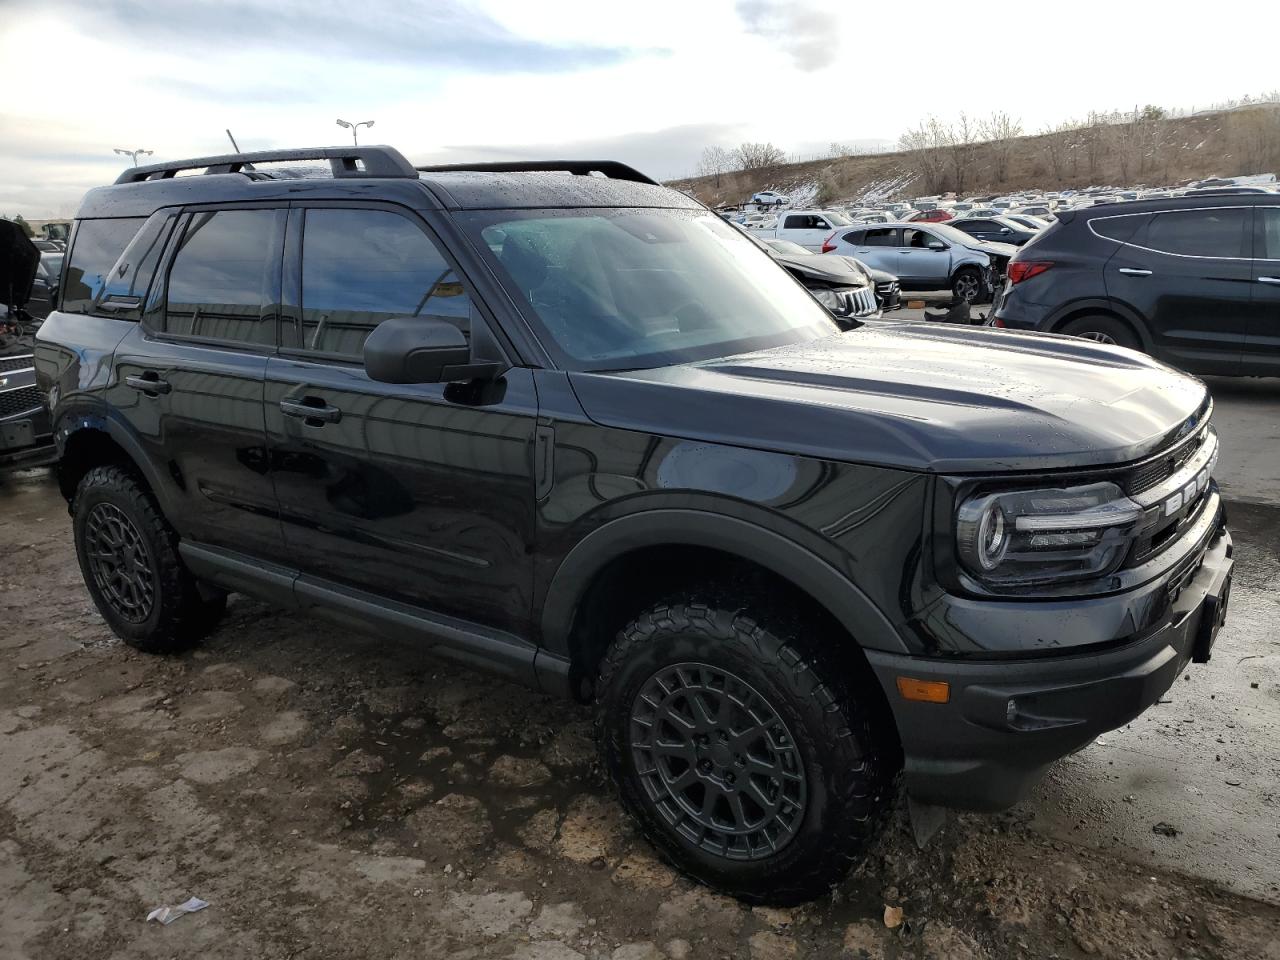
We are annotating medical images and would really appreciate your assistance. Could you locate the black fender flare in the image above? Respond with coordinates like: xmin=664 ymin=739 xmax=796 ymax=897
xmin=55 ymin=410 xmax=177 ymax=516
xmin=539 ymin=509 xmax=909 ymax=660
xmin=1042 ymin=298 xmax=1153 ymax=351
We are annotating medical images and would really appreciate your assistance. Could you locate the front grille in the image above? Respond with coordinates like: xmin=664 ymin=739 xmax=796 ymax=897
xmin=851 ymin=287 xmax=879 ymax=317
xmin=0 ymin=385 xmax=41 ymax=418
xmin=1124 ymin=428 xmax=1208 ymax=496
xmin=0 ymin=354 xmax=34 ymax=375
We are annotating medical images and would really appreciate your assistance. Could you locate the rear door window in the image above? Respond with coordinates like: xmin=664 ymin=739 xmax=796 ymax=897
xmin=1143 ymin=208 xmax=1250 ymax=257
xmin=862 ymin=228 xmax=898 ymax=247
xmin=163 ymin=208 xmax=285 ymax=345
xmin=61 ymin=218 xmax=146 ymax=313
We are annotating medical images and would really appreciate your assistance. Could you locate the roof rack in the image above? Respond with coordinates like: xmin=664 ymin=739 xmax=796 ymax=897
xmin=114 ymin=146 xmax=417 ymax=185
xmin=414 ymin=160 xmax=659 ymax=186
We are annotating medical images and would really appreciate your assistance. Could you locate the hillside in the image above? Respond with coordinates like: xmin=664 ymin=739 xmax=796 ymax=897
xmin=668 ymin=104 xmax=1280 ymax=207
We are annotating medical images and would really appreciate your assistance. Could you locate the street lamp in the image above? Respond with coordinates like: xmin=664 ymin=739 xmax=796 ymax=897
xmin=335 ymin=119 xmax=375 ymax=146
xmin=113 ymin=147 xmax=153 ymax=167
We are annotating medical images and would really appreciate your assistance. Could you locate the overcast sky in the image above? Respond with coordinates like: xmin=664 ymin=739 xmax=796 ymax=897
xmin=2 ymin=0 xmax=1276 ymax=218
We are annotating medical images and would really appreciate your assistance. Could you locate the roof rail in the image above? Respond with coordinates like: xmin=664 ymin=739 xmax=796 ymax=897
xmin=114 ymin=146 xmax=417 ymax=185
xmin=415 ymin=160 xmax=659 ymax=186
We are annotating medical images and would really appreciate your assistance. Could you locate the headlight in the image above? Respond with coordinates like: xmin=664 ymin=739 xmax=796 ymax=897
xmin=956 ymin=481 xmax=1145 ymax=586
xmin=812 ymin=288 xmax=842 ymax=311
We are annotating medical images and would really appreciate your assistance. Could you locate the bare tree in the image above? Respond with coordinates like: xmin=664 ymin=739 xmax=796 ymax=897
xmin=1078 ymin=111 xmax=1110 ymax=181
xmin=1226 ymin=104 xmax=1280 ymax=175
xmin=979 ymin=111 xmax=1023 ymax=184
xmin=898 ymin=118 xmax=949 ymax=194
xmin=696 ymin=146 xmax=733 ymax=187
xmin=735 ymin=142 xmax=788 ymax=171
xmin=945 ymin=112 xmax=981 ymax=195
xmin=1037 ymin=121 xmax=1074 ymax=182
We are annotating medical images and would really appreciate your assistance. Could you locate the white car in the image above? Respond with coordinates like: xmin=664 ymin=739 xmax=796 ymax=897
xmin=751 ymin=190 xmax=789 ymax=206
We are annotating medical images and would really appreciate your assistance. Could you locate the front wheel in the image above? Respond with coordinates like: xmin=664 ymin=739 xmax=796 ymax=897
xmin=951 ymin=268 xmax=987 ymax=303
xmin=595 ymin=598 xmax=896 ymax=904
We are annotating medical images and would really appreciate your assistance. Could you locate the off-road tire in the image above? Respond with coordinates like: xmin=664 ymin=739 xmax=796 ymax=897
xmin=72 ymin=465 xmax=225 ymax=653
xmin=595 ymin=597 xmax=896 ymax=904
xmin=1060 ymin=314 xmax=1141 ymax=351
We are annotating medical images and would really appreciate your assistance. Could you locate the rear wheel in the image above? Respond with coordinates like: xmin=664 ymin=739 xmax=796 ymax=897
xmin=1060 ymin=315 xmax=1140 ymax=351
xmin=595 ymin=598 xmax=895 ymax=904
xmin=73 ymin=465 xmax=226 ymax=653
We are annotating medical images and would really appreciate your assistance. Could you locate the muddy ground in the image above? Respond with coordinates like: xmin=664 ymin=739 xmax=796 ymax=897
xmin=2 ymin=452 xmax=1279 ymax=959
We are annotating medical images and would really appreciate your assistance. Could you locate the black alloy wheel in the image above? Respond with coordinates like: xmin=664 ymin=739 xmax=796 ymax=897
xmin=630 ymin=662 xmax=807 ymax=861
xmin=84 ymin=501 xmax=156 ymax=623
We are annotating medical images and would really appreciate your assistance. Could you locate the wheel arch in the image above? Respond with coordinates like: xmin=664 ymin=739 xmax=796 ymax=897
xmin=1045 ymin=299 xmax=1153 ymax=352
xmin=541 ymin=510 xmax=909 ymax=699
xmin=55 ymin=414 xmax=169 ymax=509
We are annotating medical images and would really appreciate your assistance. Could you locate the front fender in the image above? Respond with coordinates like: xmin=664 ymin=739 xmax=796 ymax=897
xmin=539 ymin=508 xmax=910 ymax=659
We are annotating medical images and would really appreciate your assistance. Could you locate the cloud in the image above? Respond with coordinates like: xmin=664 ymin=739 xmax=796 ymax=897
xmin=417 ymin=122 xmax=747 ymax=182
xmin=734 ymin=0 xmax=839 ymax=71
xmin=33 ymin=0 xmax=662 ymax=73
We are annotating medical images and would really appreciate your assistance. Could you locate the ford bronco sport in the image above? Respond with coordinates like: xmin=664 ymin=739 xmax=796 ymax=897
xmin=35 ymin=147 xmax=1233 ymax=904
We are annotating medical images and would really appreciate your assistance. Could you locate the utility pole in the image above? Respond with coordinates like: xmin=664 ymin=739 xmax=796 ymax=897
xmin=335 ymin=118 xmax=375 ymax=145
xmin=113 ymin=147 xmax=153 ymax=167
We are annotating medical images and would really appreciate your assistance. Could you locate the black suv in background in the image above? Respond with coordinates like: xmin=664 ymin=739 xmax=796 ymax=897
xmin=995 ymin=193 xmax=1280 ymax=376
xmin=36 ymin=147 xmax=1233 ymax=903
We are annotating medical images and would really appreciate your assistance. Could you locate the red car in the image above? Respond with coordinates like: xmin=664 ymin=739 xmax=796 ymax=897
xmin=907 ymin=208 xmax=953 ymax=222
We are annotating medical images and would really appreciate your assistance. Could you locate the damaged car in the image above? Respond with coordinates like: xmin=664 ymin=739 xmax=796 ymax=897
xmin=753 ymin=235 xmax=881 ymax=319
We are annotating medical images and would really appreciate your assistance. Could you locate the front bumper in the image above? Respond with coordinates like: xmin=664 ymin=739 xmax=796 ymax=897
xmin=0 ymin=383 xmax=53 ymax=467
xmin=866 ymin=524 xmax=1233 ymax=810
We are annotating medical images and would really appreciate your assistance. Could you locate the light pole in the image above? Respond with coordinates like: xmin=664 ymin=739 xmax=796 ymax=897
xmin=335 ymin=119 xmax=375 ymax=145
xmin=113 ymin=147 xmax=153 ymax=167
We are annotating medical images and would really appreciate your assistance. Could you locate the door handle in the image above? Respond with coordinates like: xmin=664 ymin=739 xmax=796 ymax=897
xmin=279 ymin=397 xmax=342 ymax=424
xmin=125 ymin=374 xmax=171 ymax=395
xmin=1258 ymin=276 xmax=1280 ymax=285
xmin=1117 ymin=268 xmax=1152 ymax=277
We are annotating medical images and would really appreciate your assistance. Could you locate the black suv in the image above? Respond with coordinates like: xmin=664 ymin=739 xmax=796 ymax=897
xmin=995 ymin=193 xmax=1280 ymax=376
xmin=36 ymin=147 xmax=1234 ymax=903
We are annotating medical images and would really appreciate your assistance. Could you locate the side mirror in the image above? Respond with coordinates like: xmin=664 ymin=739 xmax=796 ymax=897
xmin=363 ymin=317 xmax=503 ymax=384
xmin=928 ymin=241 xmax=946 ymax=251
xmin=1000 ymin=227 xmax=1012 ymax=234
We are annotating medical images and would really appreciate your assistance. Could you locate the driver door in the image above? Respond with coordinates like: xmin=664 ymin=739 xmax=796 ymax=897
xmin=262 ymin=203 xmax=538 ymax=636
xmin=896 ymin=228 xmax=951 ymax=285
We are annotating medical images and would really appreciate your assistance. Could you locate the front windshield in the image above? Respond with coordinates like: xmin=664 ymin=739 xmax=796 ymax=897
xmin=465 ymin=208 xmax=839 ymax=371
xmin=823 ymin=212 xmax=853 ymax=226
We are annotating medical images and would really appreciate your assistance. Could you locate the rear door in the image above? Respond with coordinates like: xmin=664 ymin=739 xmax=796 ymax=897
xmin=107 ymin=205 xmax=288 ymax=562
xmin=1244 ymin=206 xmax=1280 ymax=375
xmin=844 ymin=227 xmax=900 ymax=274
xmin=1106 ymin=206 xmax=1252 ymax=375
xmin=262 ymin=203 xmax=537 ymax=636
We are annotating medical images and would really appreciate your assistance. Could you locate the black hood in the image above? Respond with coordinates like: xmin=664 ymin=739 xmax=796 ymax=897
xmin=570 ymin=322 xmax=1209 ymax=473
xmin=0 ymin=220 xmax=38 ymax=310
xmin=771 ymin=251 xmax=870 ymax=288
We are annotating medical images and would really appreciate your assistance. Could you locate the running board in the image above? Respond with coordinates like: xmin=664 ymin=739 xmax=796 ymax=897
xmin=179 ymin=542 xmax=548 ymax=691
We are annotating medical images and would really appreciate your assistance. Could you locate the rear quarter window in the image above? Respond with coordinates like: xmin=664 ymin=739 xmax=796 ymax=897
xmin=1088 ymin=213 xmax=1149 ymax=244
xmin=61 ymin=218 xmax=146 ymax=313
